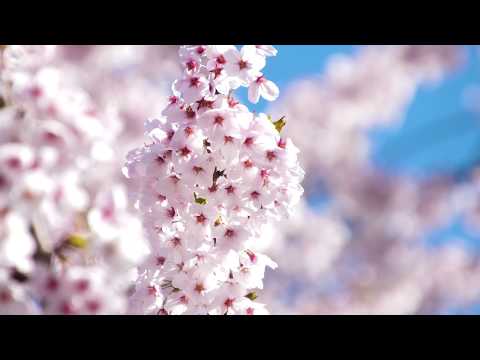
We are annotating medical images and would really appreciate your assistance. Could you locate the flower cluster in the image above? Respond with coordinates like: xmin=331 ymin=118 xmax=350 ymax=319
xmin=124 ymin=45 xmax=304 ymax=315
xmin=270 ymin=45 xmax=463 ymax=183
xmin=257 ymin=46 xmax=480 ymax=315
xmin=0 ymin=45 xmax=177 ymax=314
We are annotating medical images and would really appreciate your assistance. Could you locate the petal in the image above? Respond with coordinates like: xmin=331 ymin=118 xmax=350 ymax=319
xmin=256 ymin=45 xmax=278 ymax=57
xmin=224 ymin=47 xmax=240 ymax=63
xmin=241 ymin=45 xmax=257 ymax=58
xmin=171 ymin=80 xmax=181 ymax=96
xmin=260 ymin=80 xmax=279 ymax=101
xmin=215 ymin=79 xmax=231 ymax=95
xmin=251 ymin=55 xmax=266 ymax=72
xmin=248 ymin=83 xmax=261 ymax=104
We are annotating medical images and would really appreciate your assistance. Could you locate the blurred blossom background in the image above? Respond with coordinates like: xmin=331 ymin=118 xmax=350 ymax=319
xmin=2 ymin=45 xmax=480 ymax=314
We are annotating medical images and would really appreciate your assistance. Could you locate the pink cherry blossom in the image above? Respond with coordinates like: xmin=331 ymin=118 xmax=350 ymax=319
xmin=124 ymin=45 xmax=303 ymax=315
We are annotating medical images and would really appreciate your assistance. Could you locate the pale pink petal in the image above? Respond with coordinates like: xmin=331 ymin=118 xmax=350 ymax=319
xmin=248 ymin=83 xmax=261 ymax=104
xmin=260 ymin=80 xmax=279 ymax=101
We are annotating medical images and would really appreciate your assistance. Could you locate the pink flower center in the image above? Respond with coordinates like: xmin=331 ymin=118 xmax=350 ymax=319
xmin=243 ymin=159 xmax=253 ymax=168
xmin=197 ymin=98 xmax=215 ymax=110
xmin=60 ymin=301 xmax=75 ymax=315
xmin=6 ymin=157 xmax=21 ymax=170
xmin=228 ymin=97 xmax=239 ymax=108
xmin=186 ymin=59 xmax=197 ymax=71
xmin=238 ymin=60 xmax=248 ymax=70
xmin=43 ymin=131 xmax=61 ymax=143
xmin=185 ymin=107 xmax=196 ymax=119
xmin=244 ymin=137 xmax=254 ymax=147
xmin=217 ymin=55 xmax=226 ymax=65
xmin=250 ymin=191 xmax=261 ymax=200
xmin=225 ymin=229 xmax=235 ymax=238
xmin=214 ymin=115 xmax=224 ymax=126
xmin=29 ymin=86 xmax=43 ymax=98
xmin=147 ymin=286 xmax=157 ymax=296
xmin=156 ymin=256 xmax=166 ymax=266
xmin=171 ymin=237 xmax=181 ymax=247
xmin=179 ymin=146 xmax=192 ymax=157
xmin=192 ymin=166 xmax=204 ymax=174
xmin=224 ymin=298 xmax=234 ymax=308
xmin=190 ymin=77 xmax=200 ymax=88
xmin=194 ymin=283 xmax=205 ymax=294
xmin=210 ymin=67 xmax=223 ymax=80
xmin=75 ymin=279 xmax=90 ymax=293
xmin=0 ymin=289 xmax=12 ymax=303
xmin=46 ymin=277 xmax=60 ymax=292
xmin=101 ymin=206 xmax=114 ymax=220
xmin=256 ymin=76 xmax=266 ymax=84
xmin=266 ymin=150 xmax=277 ymax=161
xmin=169 ymin=96 xmax=179 ymax=105
xmin=196 ymin=213 xmax=207 ymax=224
xmin=86 ymin=300 xmax=101 ymax=313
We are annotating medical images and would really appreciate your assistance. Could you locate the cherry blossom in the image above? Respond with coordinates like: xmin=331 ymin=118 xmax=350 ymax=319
xmin=124 ymin=45 xmax=303 ymax=315
xmin=248 ymin=74 xmax=280 ymax=104
xmin=0 ymin=45 xmax=177 ymax=314
xmin=223 ymin=45 xmax=267 ymax=87
xmin=258 ymin=46 xmax=480 ymax=315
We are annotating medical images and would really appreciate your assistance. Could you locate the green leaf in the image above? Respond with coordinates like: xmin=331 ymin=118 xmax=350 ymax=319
xmin=245 ymin=292 xmax=257 ymax=301
xmin=194 ymin=192 xmax=208 ymax=205
xmin=195 ymin=197 xmax=208 ymax=205
xmin=214 ymin=215 xmax=223 ymax=227
xmin=272 ymin=116 xmax=286 ymax=133
xmin=66 ymin=234 xmax=88 ymax=249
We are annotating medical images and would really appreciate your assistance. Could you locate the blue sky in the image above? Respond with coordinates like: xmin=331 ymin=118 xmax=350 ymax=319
xmin=241 ymin=45 xmax=480 ymax=193
xmin=240 ymin=45 xmax=480 ymax=174
xmin=239 ymin=45 xmax=480 ymax=313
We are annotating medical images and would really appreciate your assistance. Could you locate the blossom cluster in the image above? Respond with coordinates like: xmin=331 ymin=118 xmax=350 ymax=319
xmin=3 ymin=44 xmax=480 ymax=316
xmin=0 ymin=45 xmax=177 ymax=314
xmin=124 ymin=45 xmax=304 ymax=315
xmin=257 ymin=45 xmax=480 ymax=314
xmin=271 ymin=45 xmax=463 ymax=184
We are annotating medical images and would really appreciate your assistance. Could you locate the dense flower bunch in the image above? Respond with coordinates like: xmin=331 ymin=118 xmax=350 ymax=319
xmin=3 ymin=44 xmax=480 ymax=316
xmin=0 ymin=45 xmax=177 ymax=314
xmin=124 ymin=45 xmax=304 ymax=315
